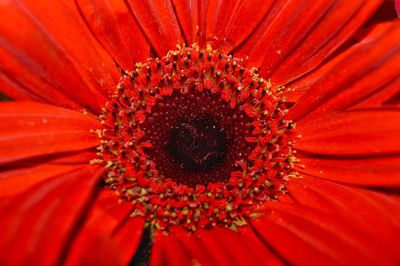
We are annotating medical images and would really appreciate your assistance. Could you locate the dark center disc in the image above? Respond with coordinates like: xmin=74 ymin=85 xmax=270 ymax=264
xmin=166 ymin=115 xmax=227 ymax=171
xmin=141 ymin=91 xmax=254 ymax=186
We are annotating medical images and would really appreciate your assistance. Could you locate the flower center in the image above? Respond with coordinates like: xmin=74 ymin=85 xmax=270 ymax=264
xmin=167 ymin=116 xmax=227 ymax=172
xmin=141 ymin=90 xmax=255 ymax=186
xmin=96 ymin=45 xmax=298 ymax=232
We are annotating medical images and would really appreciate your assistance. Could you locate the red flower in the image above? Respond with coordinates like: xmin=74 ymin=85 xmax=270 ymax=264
xmin=0 ymin=0 xmax=399 ymax=265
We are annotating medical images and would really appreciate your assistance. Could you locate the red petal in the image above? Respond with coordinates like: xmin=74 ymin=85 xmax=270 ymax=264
xmin=0 ymin=70 xmax=56 ymax=103
xmin=65 ymin=189 xmax=145 ymax=266
xmin=0 ymin=152 xmax=95 ymax=197
xmin=288 ymin=21 xmax=400 ymax=122
xmin=152 ymin=227 xmax=279 ymax=266
xmin=192 ymin=228 xmax=273 ymax=266
xmin=286 ymin=176 xmax=400 ymax=260
xmin=0 ymin=165 xmax=103 ymax=265
xmin=125 ymin=0 xmax=184 ymax=56
xmin=396 ymin=0 xmax=400 ymax=16
xmin=76 ymin=0 xmax=150 ymax=70
xmin=252 ymin=203 xmax=392 ymax=265
xmin=209 ymin=1 xmax=277 ymax=52
xmin=297 ymin=155 xmax=400 ymax=187
xmin=173 ymin=1 xmax=275 ymax=52
xmin=235 ymin=0 xmax=381 ymax=86
xmin=170 ymin=0 xmax=206 ymax=46
xmin=0 ymin=0 xmax=119 ymax=113
xmin=295 ymin=110 xmax=400 ymax=156
xmin=150 ymin=234 xmax=194 ymax=266
xmin=0 ymin=102 xmax=100 ymax=165
xmin=354 ymin=77 xmax=400 ymax=108
xmin=0 ymin=49 xmax=87 ymax=109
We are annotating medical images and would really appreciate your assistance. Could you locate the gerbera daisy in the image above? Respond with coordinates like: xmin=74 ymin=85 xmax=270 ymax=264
xmin=0 ymin=0 xmax=399 ymax=265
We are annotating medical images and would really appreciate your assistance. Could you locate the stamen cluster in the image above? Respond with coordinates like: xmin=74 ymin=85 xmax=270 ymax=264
xmin=96 ymin=45 xmax=298 ymax=232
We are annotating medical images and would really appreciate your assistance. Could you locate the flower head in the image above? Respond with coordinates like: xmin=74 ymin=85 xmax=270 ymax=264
xmin=0 ymin=0 xmax=399 ymax=265
xmin=97 ymin=45 xmax=298 ymax=232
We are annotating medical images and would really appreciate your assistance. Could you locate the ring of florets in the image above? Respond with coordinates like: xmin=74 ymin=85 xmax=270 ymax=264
xmin=94 ymin=45 xmax=299 ymax=232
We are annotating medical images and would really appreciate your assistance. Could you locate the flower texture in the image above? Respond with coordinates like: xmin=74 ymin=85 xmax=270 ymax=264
xmin=0 ymin=0 xmax=399 ymax=265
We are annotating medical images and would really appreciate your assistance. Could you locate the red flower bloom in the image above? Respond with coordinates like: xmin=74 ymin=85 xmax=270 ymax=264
xmin=0 ymin=0 xmax=399 ymax=265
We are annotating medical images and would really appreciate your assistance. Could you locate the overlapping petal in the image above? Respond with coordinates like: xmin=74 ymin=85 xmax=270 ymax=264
xmin=0 ymin=152 xmax=95 ymax=197
xmin=76 ymin=0 xmax=150 ymax=70
xmin=296 ymin=155 xmax=400 ymax=187
xmin=151 ymin=227 xmax=280 ymax=266
xmin=65 ymin=190 xmax=145 ymax=266
xmin=0 ymin=102 xmax=100 ymax=165
xmin=288 ymin=21 xmax=400 ymax=121
xmin=251 ymin=202 xmax=392 ymax=265
xmin=150 ymin=234 xmax=194 ymax=266
xmin=235 ymin=0 xmax=382 ymax=86
xmin=286 ymin=176 xmax=400 ymax=260
xmin=0 ymin=0 xmax=119 ymax=112
xmin=0 ymin=165 xmax=103 ymax=265
xmin=172 ymin=0 xmax=275 ymax=52
xmin=0 ymin=70 xmax=63 ymax=103
xmin=125 ymin=0 xmax=184 ymax=56
xmin=170 ymin=0 xmax=208 ymax=47
xmin=295 ymin=110 xmax=400 ymax=156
